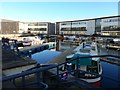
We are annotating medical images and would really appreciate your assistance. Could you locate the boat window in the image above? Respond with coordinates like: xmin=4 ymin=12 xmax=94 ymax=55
xmin=87 ymin=65 xmax=98 ymax=73
xmin=92 ymin=61 xmax=97 ymax=66
xmin=91 ymin=46 xmax=95 ymax=51
xmin=99 ymin=64 xmax=100 ymax=72
xmin=80 ymin=49 xmax=90 ymax=53
xmin=66 ymin=58 xmax=71 ymax=61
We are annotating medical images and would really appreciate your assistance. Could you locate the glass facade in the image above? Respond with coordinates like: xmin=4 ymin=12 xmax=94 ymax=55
xmin=27 ymin=22 xmax=48 ymax=34
xmin=58 ymin=16 xmax=120 ymax=36
xmin=28 ymin=23 xmax=47 ymax=26
xmin=60 ymin=21 xmax=87 ymax=35
xmin=71 ymin=27 xmax=86 ymax=31
xmin=101 ymin=17 xmax=120 ymax=31
xmin=102 ymin=26 xmax=119 ymax=31
xmin=28 ymin=28 xmax=46 ymax=31
xmin=95 ymin=19 xmax=101 ymax=33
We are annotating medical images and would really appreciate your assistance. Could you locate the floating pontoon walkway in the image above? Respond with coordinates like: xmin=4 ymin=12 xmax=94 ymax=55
xmin=47 ymin=47 xmax=76 ymax=64
xmin=19 ymin=42 xmax=56 ymax=56
xmin=2 ymin=48 xmax=37 ymax=70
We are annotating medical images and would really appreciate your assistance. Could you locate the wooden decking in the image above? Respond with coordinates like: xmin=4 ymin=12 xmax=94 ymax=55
xmin=47 ymin=47 xmax=76 ymax=64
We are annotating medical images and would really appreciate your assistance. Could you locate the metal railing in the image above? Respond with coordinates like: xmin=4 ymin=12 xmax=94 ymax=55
xmin=2 ymin=54 xmax=120 ymax=89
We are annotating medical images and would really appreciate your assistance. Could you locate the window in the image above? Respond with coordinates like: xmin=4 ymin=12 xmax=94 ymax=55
xmin=39 ymin=28 xmax=47 ymax=31
xmin=61 ymin=28 xmax=71 ymax=31
xmin=102 ymin=18 xmax=119 ymax=23
xmin=96 ymin=19 xmax=101 ymax=22
xmin=61 ymin=22 xmax=71 ymax=25
xmin=38 ymin=23 xmax=47 ymax=26
xmin=71 ymin=27 xmax=86 ymax=31
xmin=72 ymin=22 xmax=79 ymax=25
xmin=28 ymin=23 xmax=38 ymax=26
xmin=91 ymin=46 xmax=95 ymax=51
xmin=79 ymin=21 xmax=86 ymax=24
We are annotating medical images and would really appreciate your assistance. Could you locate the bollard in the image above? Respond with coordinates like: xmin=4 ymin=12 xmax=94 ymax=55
xmin=28 ymin=50 xmax=32 ymax=58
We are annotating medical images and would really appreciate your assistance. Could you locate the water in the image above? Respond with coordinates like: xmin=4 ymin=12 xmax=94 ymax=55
xmin=100 ymin=61 xmax=120 ymax=89
xmin=31 ymin=44 xmax=120 ymax=89
xmin=59 ymin=46 xmax=120 ymax=89
xmin=32 ymin=50 xmax=61 ymax=64
xmin=98 ymin=47 xmax=120 ymax=89
xmin=98 ymin=47 xmax=120 ymax=56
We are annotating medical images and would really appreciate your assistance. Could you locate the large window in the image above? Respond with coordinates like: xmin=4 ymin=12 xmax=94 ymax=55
xmin=28 ymin=23 xmax=47 ymax=26
xmin=38 ymin=23 xmax=47 ymax=26
xmin=95 ymin=19 xmax=101 ymax=32
xmin=72 ymin=21 xmax=86 ymax=25
xmin=71 ymin=27 xmax=86 ymax=31
xmin=102 ymin=18 xmax=119 ymax=23
xmin=61 ymin=28 xmax=71 ymax=31
xmin=39 ymin=28 xmax=47 ymax=31
xmin=28 ymin=28 xmax=47 ymax=31
xmin=60 ymin=22 xmax=71 ymax=26
xmin=102 ymin=26 xmax=120 ymax=31
xmin=79 ymin=21 xmax=86 ymax=24
xmin=28 ymin=23 xmax=38 ymax=26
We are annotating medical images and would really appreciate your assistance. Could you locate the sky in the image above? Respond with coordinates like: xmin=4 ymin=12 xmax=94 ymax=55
xmin=1 ymin=2 xmax=119 ymax=22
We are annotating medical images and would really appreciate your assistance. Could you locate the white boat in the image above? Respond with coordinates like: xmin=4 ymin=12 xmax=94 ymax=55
xmin=61 ymin=41 xmax=102 ymax=83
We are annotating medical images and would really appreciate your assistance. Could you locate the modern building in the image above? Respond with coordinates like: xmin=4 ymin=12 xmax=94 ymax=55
xmin=1 ymin=19 xmax=19 ymax=34
xmin=19 ymin=22 xmax=55 ymax=35
xmin=0 ymin=19 xmax=55 ymax=35
xmin=100 ymin=16 xmax=120 ymax=36
xmin=19 ymin=22 xmax=28 ymax=34
xmin=56 ymin=15 xmax=120 ymax=36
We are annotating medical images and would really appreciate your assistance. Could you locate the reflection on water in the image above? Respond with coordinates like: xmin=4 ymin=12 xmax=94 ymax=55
xmin=32 ymin=50 xmax=61 ymax=64
xmin=31 ymin=41 xmax=120 ymax=89
xmin=98 ymin=47 xmax=120 ymax=56
xmin=58 ymin=40 xmax=120 ymax=89
xmin=100 ymin=61 xmax=120 ymax=89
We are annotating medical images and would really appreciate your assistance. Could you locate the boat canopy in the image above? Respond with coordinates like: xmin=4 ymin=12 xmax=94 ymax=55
xmin=70 ymin=54 xmax=92 ymax=66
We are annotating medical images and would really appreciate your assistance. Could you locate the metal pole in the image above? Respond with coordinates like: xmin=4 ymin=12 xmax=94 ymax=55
xmin=76 ymin=57 xmax=79 ymax=78
xmin=56 ymin=65 xmax=60 ymax=88
xmin=28 ymin=50 xmax=32 ymax=58
xmin=22 ymin=76 xmax=25 ymax=88
xmin=36 ymin=72 xmax=41 ymax=88
xmin=12 ymin=78 xmax=16 ymax=86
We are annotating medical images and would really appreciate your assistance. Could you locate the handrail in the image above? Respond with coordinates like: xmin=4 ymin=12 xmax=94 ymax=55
xmin=2 ymin=54 xmax=120 ymax=81
xmin=40 ymin=81 xmax=48 ymax=90
xmin=2 ymin=54 xmax=120 ymax=89
xmin=57 ymin=54 xmax=120 ymax=67
xmin=26 ymin=64 xmax=58 ymax=71
xmin=2 ymin=64 xmax=57 ymax=81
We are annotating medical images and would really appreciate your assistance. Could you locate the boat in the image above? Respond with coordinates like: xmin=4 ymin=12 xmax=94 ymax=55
xmin=60 ymin=41 xmax=102 ymax=83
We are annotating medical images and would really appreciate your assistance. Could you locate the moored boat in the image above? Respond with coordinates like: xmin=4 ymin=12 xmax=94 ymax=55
xmin=60 ymin=41 xmax=102 ymax=83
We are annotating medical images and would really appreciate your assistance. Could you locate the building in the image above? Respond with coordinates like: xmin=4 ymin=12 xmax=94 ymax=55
xmin=19 ymin=22 xmax=28 ymax=34
xmin=100 ymin=16 xmax=120 ymax=36
xmin=0 ymin=19 xmax=55 ymax=35
xmin=56 ymin=15 xmax=120 ymax=36
xmin=1 ymin=19 xmax=19 ymax=34
xmin=19 ymin=22 xmax=55 ymax=35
